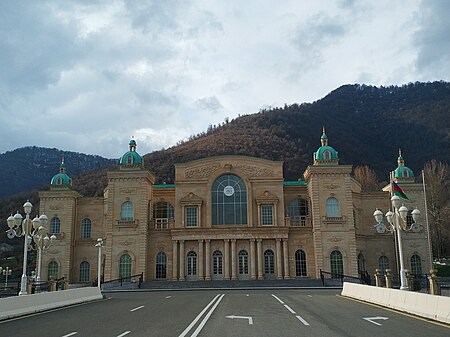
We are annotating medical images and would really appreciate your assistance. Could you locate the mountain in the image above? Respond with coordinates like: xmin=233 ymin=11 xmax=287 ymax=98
xmin=0 ymin=147 xmax=115 ymax=198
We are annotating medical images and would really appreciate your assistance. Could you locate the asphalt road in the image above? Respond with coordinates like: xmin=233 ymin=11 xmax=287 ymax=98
xmin=0 ymin=289 xmax=449 ymax=337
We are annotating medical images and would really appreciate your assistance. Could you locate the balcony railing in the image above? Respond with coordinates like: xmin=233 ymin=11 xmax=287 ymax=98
xmin=150 ymin=218 xmax=175 ymax=229
xmin=285 ymin=216 xmax=310 ymax=227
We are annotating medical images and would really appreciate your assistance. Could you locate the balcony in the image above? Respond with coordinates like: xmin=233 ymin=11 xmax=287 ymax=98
xmin=285 ymin=216 xmax=311 ymax=227
xmin=115 ymin=219 xmax=139 ymax=228
xmin=150 ymin=218 xmax=174 ymax=229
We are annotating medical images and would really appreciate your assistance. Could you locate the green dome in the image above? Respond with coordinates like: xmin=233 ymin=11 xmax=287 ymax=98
xmin=129 ymin=139 xmax=137 ymax=146
xmin=321 ymin=134 xmax=328 ymax=140
xmin=394 ymin=165 xmax=413 ymax=179
xmin=314 ymin=145 xmax=339 ymax=160
xmin=120 ymin=151 xmax=143 ymax=165
xmin=51 ymin=173 xmax=72 ymax=186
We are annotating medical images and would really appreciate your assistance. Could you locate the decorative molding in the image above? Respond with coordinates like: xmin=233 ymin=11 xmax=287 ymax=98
xmin=324 ymin=183 xmax=340 ymax=190
xmin=49 ymin=204 xmax=63 ymax=211
xmin=185 ymin=163 xmax=221 ymax=179
xmin=329 ymin=236 xmax=343 ymax=243
xmin=235 ymin=164 xmax=274 ymax=177
xmin=119 ymin=240 xmax=133 ymax=246
xmin=120 ymin=187 xmax=137 ymax=195
xmin=180 ymin=192 xmax=203 ymax=205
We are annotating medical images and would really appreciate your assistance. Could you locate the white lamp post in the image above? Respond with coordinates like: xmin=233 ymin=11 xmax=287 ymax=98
xmin=32 ymin=220 xmax=57 ymax=282
xmin=6 ymin=201 xmax=48 ymax=295
xmin=0 ymin=267 xmax=12 ymax=287
xmin=95 ymin=238 xmax=104 ymax=289
xmin=374 ymin=195 xmax=421 ymax=291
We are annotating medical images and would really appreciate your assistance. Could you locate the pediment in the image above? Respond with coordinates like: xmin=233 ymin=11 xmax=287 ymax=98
xmin=180 ymin=192 xmax=203 ymax=205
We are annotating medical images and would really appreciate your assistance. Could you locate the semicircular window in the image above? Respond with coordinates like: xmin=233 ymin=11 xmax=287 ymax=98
xmin=212 ymin=174 xmax=247 ymax=225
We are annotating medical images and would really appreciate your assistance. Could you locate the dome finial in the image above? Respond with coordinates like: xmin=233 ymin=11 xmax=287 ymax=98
xmin=397 ymin=148 xmax=404 ymax=166
xmin=320 ymin=127 xmax=328 ymax=146
xmin=129 ymin=136 xmax=137 ymax=151
xmin=60 ymin=157 xmax=66 ymax=173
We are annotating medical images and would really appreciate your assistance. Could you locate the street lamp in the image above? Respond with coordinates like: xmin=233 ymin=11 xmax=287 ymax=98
xmin=0 ymin=267 xmax=12 ymax=287
xmin=95 ymin=238 xmax=104 ymax=289
xmin=6 ymin=200 xmax=48 ymax=295
xmin=32 ymin=224 xmax=57 ymax=282
xmin=373 ymin=195 xmax=421 ymax=290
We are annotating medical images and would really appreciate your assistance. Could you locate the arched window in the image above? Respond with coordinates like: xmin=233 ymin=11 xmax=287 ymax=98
xmin=80 ymin=261 xmax=90 ymax=282
xmin=287 ymin=198 xmax=309 ymax=226
xmin=50 ymin=217 xmax=61 ymax=234
xmin=119 ymin=254 xmax=132 ymax=280
xmin=326 ymin=197 xmax=340 ymax=217
xmin=295 ymin=249 xmax=307 ymax=277
xmin=403 ymin=170 xmax=409 ymax=177
xmin=330 ymin=250 xmax=343 ymax=278
xmin=153 ymin=201 xmax=174 ymax=228
xmin=81 ymin=218 xmax=91 ymax=239
xmin=411 ymin=254 xmax=422 ymax=275
xmin=378 ymin=256 xmax=389 ymax=273
xmin=323 ymin=150 xmax=332 ymax=160
xmin=357 ymin=253 xmax=366 ymax=274
xmin=238 ymin=250 xmax=249 ymax=275
xmin=264 ymin=250 xmax=275 ymax=275
xmin=156 ymin=252 xmax=167 ymax=279
xmin=126 ymin=154 xmax=133 ymax=165
xmin=212 ymin=174 xmax=247 ymax=225
xmin=212 ymin=250 xmax=223 ymax=276
xmin=406 ymin=210 xmax=414 ymax=227
xmin=56 ymin=177 xmax=62 ymax=185
xmin=121 ymin=201 xmax=134 ymax=221
xmin=187 ymin=251 xmax=197 ymax=276
xmin=48 ymin=261 xmax=58 ymax=280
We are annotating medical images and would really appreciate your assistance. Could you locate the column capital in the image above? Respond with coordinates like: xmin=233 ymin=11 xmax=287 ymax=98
xmin=205 ymin=239 xmax=211 ymax=243
xmin=282 ymin=238 xmax=288 ymax=242
xmin=198 ymin=239 xmax=204 ymax=243
xmin=250 ymin=238 xmax=256 ymax=242
xmin=276 ymin=238 xmax=282 ymax=242
xmin=224 ymin=239 xmax=230 ymax=242
xmin=257 ymin=238 xmax=262 ymax=242
xmin=231 ymin=239 xmax=236 ymax=243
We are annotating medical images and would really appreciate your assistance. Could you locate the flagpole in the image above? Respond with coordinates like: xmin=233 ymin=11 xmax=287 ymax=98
xmin=422 ymin=169 xmax=433 ymax=271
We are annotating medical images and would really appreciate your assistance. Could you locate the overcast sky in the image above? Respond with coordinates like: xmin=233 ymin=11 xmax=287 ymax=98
xmin=1 ymin=0 xmax=449 ymax=159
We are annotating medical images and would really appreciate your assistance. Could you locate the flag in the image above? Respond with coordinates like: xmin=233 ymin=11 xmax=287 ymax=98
xmin=392 ymin=181 xmax=410 ymax=200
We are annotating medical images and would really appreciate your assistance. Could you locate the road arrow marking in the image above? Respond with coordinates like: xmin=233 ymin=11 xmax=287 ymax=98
xmin=226 ymin=315 xmax=254 ymax=325
xmin=364 ymin=317 xmax=389 ymax=326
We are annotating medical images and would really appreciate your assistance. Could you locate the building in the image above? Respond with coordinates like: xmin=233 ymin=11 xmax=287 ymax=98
xmin=38 ymin=130 xmax=430 ymax=283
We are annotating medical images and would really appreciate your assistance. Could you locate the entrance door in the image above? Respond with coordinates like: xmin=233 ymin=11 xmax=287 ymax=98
xmin=238 ymin=250 xmax=249 ymax=280
xmin=212 ymin=250 xmax=223 ymax=280
xmin=264 ymin=250 xmax=275 ymax=279
xmin=187 ymin=251 xmax=197 ymax=281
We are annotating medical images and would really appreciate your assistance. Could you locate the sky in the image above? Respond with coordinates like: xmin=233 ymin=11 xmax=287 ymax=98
xmin=0 ymin=0 xmax=449 ymax=159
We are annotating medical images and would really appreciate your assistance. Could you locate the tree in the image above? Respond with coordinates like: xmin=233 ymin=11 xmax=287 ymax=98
xmin=353 ymin=165 xmax=380 ymax=192
xmin=423 ymin=160 xmax=450 ymax=259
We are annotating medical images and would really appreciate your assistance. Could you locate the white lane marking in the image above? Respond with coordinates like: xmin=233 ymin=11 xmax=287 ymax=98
xmin=284 ymin=304 xmax=296 ymax=314
xmin=165 ymin=296 xmax=172 ymax=299
xmin=62 ymin=333 xmax=77 ymax=337
xmin=191 ymin=294 xmax=225 ymax=337
xmin=178 ymin=294 xmax=222 ymax=337
xmin=271 ymin=294 xmax=284 ymax=304
xmin=307 ymin=295 xmax=313 ymax=298
xmin=130 ymin=305 xmax=144 ymax=312
xmin=364 ymin=317 xmax=389 ymax=326
xmin=226 ymin=315 xmax=253 ymax=325
xmin=296 ymin=315 xmax=310 ymax=326
xmin=246 ymin=294 xmax=249 ymax=297
xmin=117 ymin=331 xmax=131 ymax=337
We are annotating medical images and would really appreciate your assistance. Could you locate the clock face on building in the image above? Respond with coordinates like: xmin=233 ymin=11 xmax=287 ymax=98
xmin=223 ymin=185 xmax=235 ymax=196
xmin=375 ymin=224 xmax=386 ymax=234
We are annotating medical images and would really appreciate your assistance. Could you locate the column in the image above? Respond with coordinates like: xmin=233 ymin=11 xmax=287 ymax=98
xmin=198 ymin=239 xmax=204 ymax=280
xmin=224 ymin=239 xmax=230 ymax=280
xmin=231 ymin=239 xmax=237 ymax=280
xmin=179 ymin=240 xmax=185 ymax=281
xmin=257 ymin=239 xmax=263 ymax=280
xmin=283 ymin=238 xmax=290 ymax=279
xmin=276 ymin=239 xmax=283 ymax=280
xmin=172 ymin=240 xmax=178 ymax=281
xmin=250 ymin=239 xmax=256 ymax=280
xmin=205 ymin=239 xmax=211 ymax=281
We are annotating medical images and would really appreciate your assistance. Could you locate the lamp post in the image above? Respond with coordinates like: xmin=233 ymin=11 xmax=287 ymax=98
xmin=6 ymin=200 xmax=48 ymax=295
xmin=32 ymin=224 xmax=57 ymax=282
xmin=373 ymin=195 xmax=421 ymax=291
xmin=0 ymin=267 xmax=12 ymax=287
xmin=95 ymin=238 xmax=104 ymax=289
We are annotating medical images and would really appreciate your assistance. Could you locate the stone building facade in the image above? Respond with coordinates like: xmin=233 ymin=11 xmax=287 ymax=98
xmin=38 ymin=131 xmax=430 ymax=283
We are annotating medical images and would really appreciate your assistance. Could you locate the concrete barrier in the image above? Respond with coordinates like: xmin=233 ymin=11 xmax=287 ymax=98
xmin=0 ymin=287 xmax=103 ymax=321
xmin=341 ymin=282 xmax=450 ymax=324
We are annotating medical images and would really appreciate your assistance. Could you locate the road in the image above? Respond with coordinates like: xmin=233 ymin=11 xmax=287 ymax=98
xmin=0 ymin=289 xmax=449 ymax=337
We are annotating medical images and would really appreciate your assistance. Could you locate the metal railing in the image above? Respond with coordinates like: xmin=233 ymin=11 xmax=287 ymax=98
xmin=319 ymin=269 xmax=371 ymax=286
xmin=100 ymin=272 xmax=143 ymax=290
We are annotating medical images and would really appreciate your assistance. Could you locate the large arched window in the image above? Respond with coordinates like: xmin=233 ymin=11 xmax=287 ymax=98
xmin=323 ymin=150 xmax=332 ymax=160
xmin=295 ymin=249 xmax=307 ymax=277
xmin=411 ymin=254 xmax=422 ymax=275
xmin=326 ymin=197 xmax=340 ymax=217
xmin=212 ymin=174 xmax=247 ymax=225
xmin=121 ymin=202 xmax=134 ymax=221
xmin=378 ymin=256 xmax=389 ymax=273
xmin=187 ymin=251 xmax=197 ymax=276
xmin=153 ymin=201 xmax=174 ymax=228
xmin=81 ymin=218 xmax=91 ymax=239
xmin=357 ymin=253 xmax=366 ymax=274
xmin=238 ymin=250 xmax=249 ymax=276
xmin=50 ymin=217 xmax=61 ymax=234
xmin=80 ymin=261 xmax=90 ymax=282
xmin=212 ymin=250 xmax=223 ymax=277
xmin=119 ymin=254 xmax=132 ymax=280
xmin=264 ymin=250 xmax=275 ymax=275
xmin=330 ymin=250 xmax=343 ymax=278
xmin=48 ymin=261 xmax=58 ymax=280
xmin=287 ymin=198 xmax=309 ymax=226
xmin=156 ymin=252 xmax=167 ymax=279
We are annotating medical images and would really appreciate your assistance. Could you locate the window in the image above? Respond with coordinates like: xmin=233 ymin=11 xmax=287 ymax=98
xmin=357 ymin=253 xmax=366 ymax=274
xmin=185 ymin=207 xmax=198 ymax=227
xmin=187 ymin=251 xmax=197 ymax=276
xmin=56 ymin=177 xmax=62 ymax=185
xmin=323 ymin=150 xmax=332 ymax=160
xmin=295 ymin=249 xmax=307 ymax=277
xmin=81 ymin=218 xmax=91 ymax=239
xmin=50 ymin=217 xmax=61 ymax=234
xmin=238 ymin=250 xmax=249 ymax=275
xmin=212 ymin=250 xmax=223 ymax=276
xmin=48 ymin=261 xmax=58 ymax=280
xmin=121 ymin=202 xmax=134 ymax=221
xmin=80 ymin=261 xmax=90 ymax=282
xmin=126 ymin=154 xmax=133 ymax=164
xmin=261 ymin=205 xmax=273 ymax=226
xmin=119 ymin=254 xmax=132 ymax=280
xmin=212 ymin=174 xmax=247 ymax=225
xmin=330 ymin=250 xmax=343 ymax=278
xmin=378 ymin=256 xmax=389 ymax=273
xmin=153 ymin=201 xmax=174 ymax=228
xmin=264 ymin=250 xmax=275 ymax=275
xmin=406 ymin=210 xmax=414 ymax=227
xmin=326 ymin=197 xmax=340 ymax=217
xmin=287 ymin=198 xmax=309 ymax=226
xmin=411 ymin=255 xmax=422 ymax=275
xmin=156 ymin=252 xmax=167 ymax=279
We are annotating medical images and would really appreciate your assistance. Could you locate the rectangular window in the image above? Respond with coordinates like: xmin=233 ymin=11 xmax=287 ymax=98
xmin=186 ymin=207 xmax=198 ymax=227
xmin=261 ymin=205 xmax=273 ymax=226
